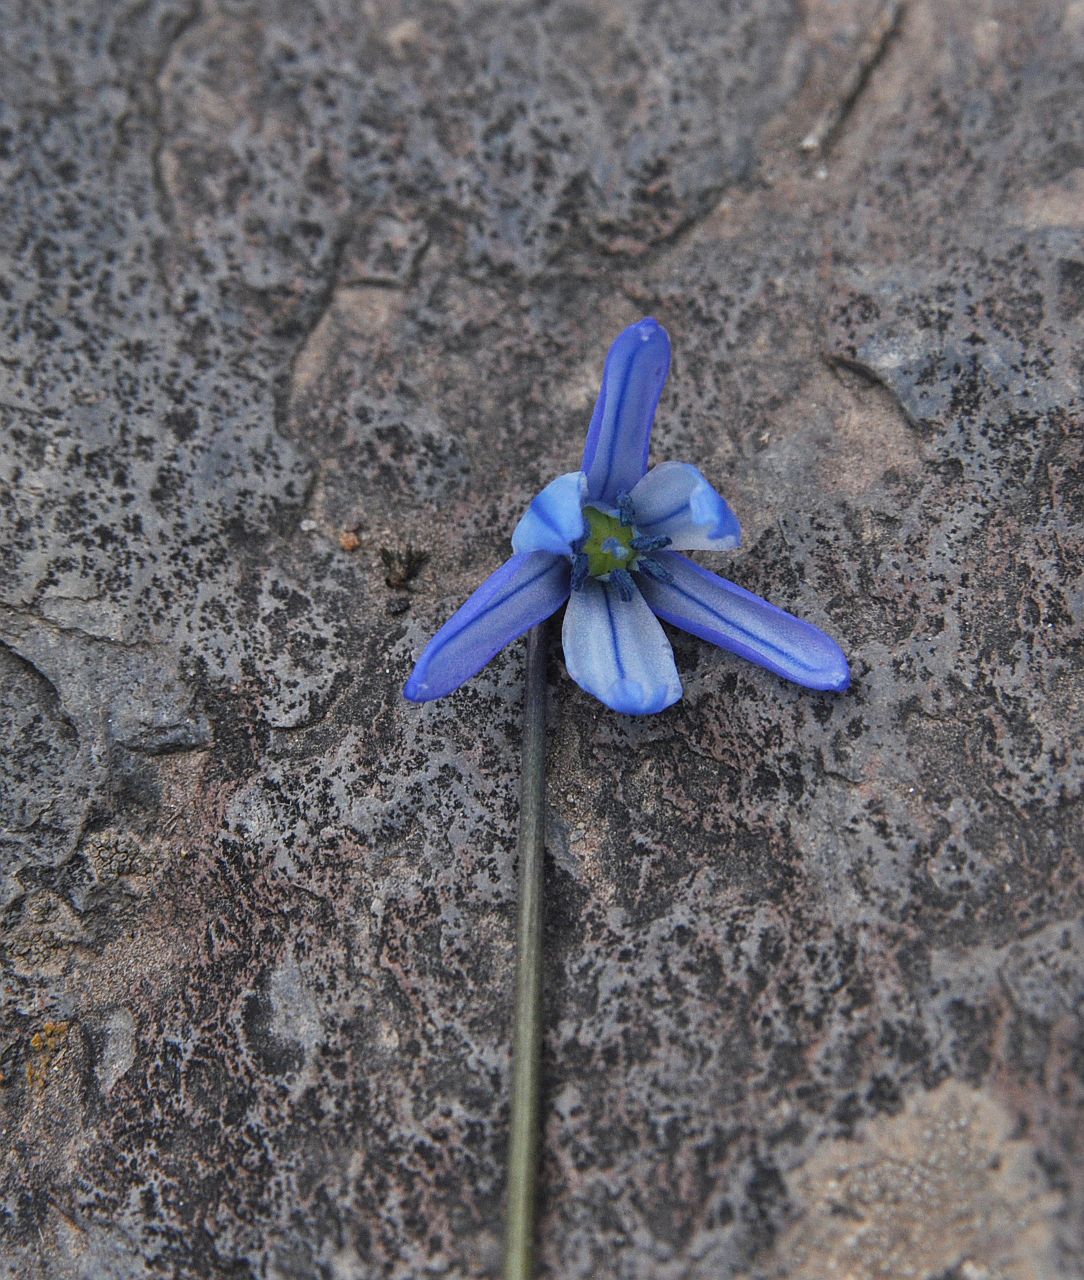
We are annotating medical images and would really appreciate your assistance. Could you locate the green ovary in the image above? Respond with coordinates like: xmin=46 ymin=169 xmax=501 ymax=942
xmin=581 ymin=505 xmax=637 ymax=578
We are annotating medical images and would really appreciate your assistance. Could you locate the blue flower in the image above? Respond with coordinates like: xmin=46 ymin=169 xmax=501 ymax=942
xmin=404 ymin=318 xmax=850 ymax=715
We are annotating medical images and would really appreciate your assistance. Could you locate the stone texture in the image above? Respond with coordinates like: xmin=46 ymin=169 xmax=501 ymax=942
xmin=1 ymin=1 xmax=1081 ymax=1277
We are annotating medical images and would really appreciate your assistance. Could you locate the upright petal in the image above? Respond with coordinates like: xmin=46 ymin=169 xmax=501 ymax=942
xmin=404 ymin=552 xmax=570 ymax=702
xmin=511 ymin=471 xmax=588 ymax=556
xmin=630 ymin=461 xmax=741 ymax=551
xmin=638 ymin=552 xmax=851 ymax=692
xmin=562 ymin=577 xmax=682 ymax=715
xmin=581 ymin=317 xmax=671 ymax=506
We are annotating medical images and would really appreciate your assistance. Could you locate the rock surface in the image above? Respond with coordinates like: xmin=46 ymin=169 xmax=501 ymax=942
xmin=1 ymin=1 xmax=1081 ymax=1277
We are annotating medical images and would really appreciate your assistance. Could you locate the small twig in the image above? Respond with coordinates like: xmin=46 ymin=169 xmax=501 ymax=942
xmin=800 ymin=1 xmax=904 ymax=155
xmin=502 ymin=621 xmax=550 ymax=1280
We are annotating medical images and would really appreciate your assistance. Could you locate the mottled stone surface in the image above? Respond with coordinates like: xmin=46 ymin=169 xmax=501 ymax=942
xmin=1 ymin=1 xmax=1081 ymax=1277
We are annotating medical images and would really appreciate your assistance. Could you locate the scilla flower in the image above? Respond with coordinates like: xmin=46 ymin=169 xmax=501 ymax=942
xmin=404 ymin=318 xmax=850 ymax=715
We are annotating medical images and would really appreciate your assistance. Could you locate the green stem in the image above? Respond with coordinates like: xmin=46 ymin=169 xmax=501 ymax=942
xmin=502 ymin=621 xmax=549 ymax=1280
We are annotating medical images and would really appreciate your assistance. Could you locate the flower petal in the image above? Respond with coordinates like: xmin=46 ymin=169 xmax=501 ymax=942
xmin=562 ymin=577 xmax=682 ymax=715
xmin=404 ymin=552 xmax=570 ymax=702
xmin=581 ymin=317 xmax=671 ymax=506
xmin=511 ymin=471 xmax=588 ymax=556
xmin=638 ymin=552 xmax=851 ymax=692
xmin=630 ymin=461 xmax=741 ymax=551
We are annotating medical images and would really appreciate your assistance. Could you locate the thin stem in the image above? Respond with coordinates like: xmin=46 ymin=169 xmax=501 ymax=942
xmin=502 ymin=621 xmax=550 ymax=1280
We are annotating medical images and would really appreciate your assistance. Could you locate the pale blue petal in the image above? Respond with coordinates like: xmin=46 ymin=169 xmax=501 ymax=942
xmin=638 ymin=552 xmax=851 ymax=692
xmin=404 ymin=552 xmax=570 ymax=702
xmin=629 ymin=461 xmax=741 ymax=551
xmin=562 ymin=577 xmax=682 ymax=715
xmin=511 ymin=471 xmax=588 ymax=556
xmin=581 ymin=317 xmax=671 ymax=506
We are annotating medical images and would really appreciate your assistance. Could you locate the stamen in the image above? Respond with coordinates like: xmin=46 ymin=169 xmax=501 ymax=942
xmin=608 ymin=568 xmax=636 ymax=602
xmin=600 ymin=536 xmax=629 ymax=560
xmin=630 ymin=533 xmax=672 ymax=552
xmin=570 ymin=553 xmax=589 ymax=591
xmin=616 ymin=492 xmax=635 ymax=527
xmin=634 ymin=556 xmax=674 ymax=584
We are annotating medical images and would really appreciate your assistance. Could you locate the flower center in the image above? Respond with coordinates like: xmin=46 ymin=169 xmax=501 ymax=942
xmin=570 ymin=498 xmax=673 ymax=599
xmin=581 ymin=506 xmax=636 ymax=578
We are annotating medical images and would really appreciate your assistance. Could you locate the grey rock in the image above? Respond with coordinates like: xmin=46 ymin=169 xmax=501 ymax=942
xmin=1 ymin=1 xmax=1081 ymax=1277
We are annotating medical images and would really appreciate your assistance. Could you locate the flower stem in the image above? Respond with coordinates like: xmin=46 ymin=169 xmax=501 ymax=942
xmin=502 ymin=621 xmax=549 ymax=1280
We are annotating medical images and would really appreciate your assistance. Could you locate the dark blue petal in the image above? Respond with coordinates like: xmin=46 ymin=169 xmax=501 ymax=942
xmin=404 ymin=552 xmax=570 ymax=702
xmin=581 ymin=318 xmax=671 ymax=506
xmin=638 ymin=552 xmax=851 ymax=692
xmin=562 ymin=577 xmax=682 ymax=715
xmin=511 ymin=471 xmax=588 ymax=557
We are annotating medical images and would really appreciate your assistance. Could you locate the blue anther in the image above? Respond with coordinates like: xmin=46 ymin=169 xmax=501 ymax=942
xmin=601 ymin=536 xmax=629 ymax=560
xmin=570 ymin=553 xmax=589 ymax=591
xmin=616 ymin=492 xmax=635 ymax=527
xmin=608 ymin=568 xmax=636 ymax=601
xmin=630 ymin=533 xmax=672 ymax=552
xmin=634 ymin=556 xmax=674 ymax=584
